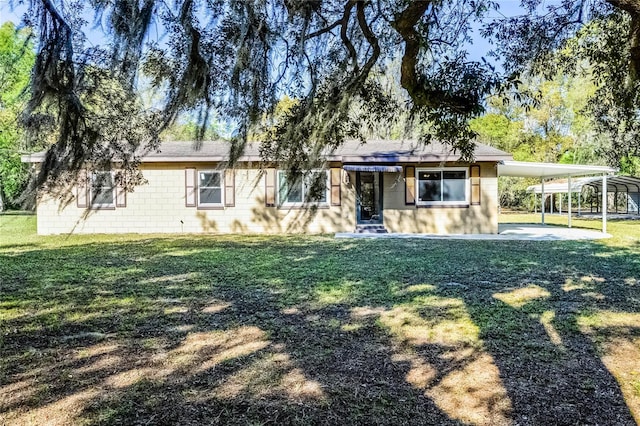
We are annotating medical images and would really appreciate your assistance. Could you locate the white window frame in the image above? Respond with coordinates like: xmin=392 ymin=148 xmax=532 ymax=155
xmin=416 ymin=167 xmax=469 ymax=206
xmin=277 ymin=170 xmax=330 ymax=207
xmin=90 ymin=171 xmax=116 ymax=208
xmin=197 ymin=170 xmax=224 ymax=208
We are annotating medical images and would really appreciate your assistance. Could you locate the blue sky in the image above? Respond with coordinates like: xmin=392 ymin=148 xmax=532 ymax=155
xmin=0 ymin=0 xmax=26 ymax=26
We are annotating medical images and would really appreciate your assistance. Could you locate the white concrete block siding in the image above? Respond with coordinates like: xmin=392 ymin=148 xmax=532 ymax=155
xmin=35 ymin=161 xmax=499 ymax=235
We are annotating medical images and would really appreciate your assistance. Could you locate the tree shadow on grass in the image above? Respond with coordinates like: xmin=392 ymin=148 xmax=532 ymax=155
xmin=0 ymin=236 xmax=639 ymax=424
xmin=0 ymin=295 xmax=467 ymax=424
xmin=75 ymin=303 xmax=473 ymax=425
xmin=438 ymin=283 xmax=635 ymax=425
xmin=429 ymin=239 xmax=640 ymax=425
xmin=1 ymin=238 xmax=468 ymax=425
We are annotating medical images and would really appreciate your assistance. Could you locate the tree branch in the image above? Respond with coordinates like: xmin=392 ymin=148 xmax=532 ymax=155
xmin=391 ymin=0 xmax=477 ymax=113
xmin=304 ymin=20 xmax=341 ymax=40
xmin=341 ymin=0 xmax=358 ymax=70
xmin=355 ymin=0 xmax=380 ymax=79
xmin=391 ymin=0 xmax=430 ymax=99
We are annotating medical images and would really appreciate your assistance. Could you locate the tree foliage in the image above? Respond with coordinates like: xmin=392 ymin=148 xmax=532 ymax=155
xmin=21 ymin=0 xmax=504 ymax=194
xmin=484 ymin=0 xmax=640 ymax=169
xmin=471 ymin=72 xmax=605 ymax=209
xmin=0 ymin=22 xmax=35 ymax=210
xmin=15 ymin=0 xmax=640 ymax=199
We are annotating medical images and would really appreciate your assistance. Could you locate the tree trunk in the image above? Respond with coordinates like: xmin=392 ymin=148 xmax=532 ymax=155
xmin=629 ymin=12 xmax=640 ymax=84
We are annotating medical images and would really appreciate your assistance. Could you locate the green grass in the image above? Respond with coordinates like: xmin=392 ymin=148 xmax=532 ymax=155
xmin=1 ymin=214 xmax=640 ymax=425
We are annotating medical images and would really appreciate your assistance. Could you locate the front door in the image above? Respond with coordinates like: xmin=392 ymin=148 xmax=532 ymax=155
xmin=356 ymin=172 xmax=383 ymax=224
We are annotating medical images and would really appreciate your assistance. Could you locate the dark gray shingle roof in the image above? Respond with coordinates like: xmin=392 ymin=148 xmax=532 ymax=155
xmin=22 ymin=139 xmax=512 ymax=164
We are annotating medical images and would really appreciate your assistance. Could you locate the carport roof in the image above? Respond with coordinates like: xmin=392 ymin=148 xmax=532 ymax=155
xmin=584 ymin=175 xmax=640 ymax=192
xmin=527 ymin=175 xmax=640 ymax=194
xmin=498 ymin=160 xmax=617 ymax=178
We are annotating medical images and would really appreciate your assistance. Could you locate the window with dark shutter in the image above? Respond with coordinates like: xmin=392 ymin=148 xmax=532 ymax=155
xmin=198 ymin=171 xmax=223 ymax=207
xmin=416 ymin=167 xmax=469 ymax=205
xmin=90 ymin=171 xmax=116 ymax=208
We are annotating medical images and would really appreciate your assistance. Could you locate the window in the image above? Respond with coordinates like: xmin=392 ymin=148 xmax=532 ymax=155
xmin=277 ymin=170 xmax=328 ymax=206
xmin=198 ymin=171 xmax=223 ymax=207
xmin=417 ymin=168 xmax=468 ymax=205
xmin=90 ymin=171 xmax=115 ymax=207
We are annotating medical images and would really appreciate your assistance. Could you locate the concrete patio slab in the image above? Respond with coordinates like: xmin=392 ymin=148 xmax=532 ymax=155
xmin=335 ymin=224 xmax=611 ymax=241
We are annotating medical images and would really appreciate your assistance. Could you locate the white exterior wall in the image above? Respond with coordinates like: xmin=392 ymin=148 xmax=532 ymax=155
xmin=379 ymin=162 xmax=499 ymax=234
xmin=37 ymin=163 xmax=355 ymax=235
xmin=36 ymin=162 xmax=499 ymax=235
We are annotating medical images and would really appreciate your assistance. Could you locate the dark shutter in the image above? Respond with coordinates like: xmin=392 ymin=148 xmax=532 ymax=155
xmin=330 ymin=168 xmax=341 ymax=206
xmin=77 ymin=169 xmax=88 ymax=208
xmin=265 ymin=168 xmax=276 ymax=207
xmin=470 ymin=165 xmax=481 ymax=205
xmin=185 ymin=168 xmax=196 ymax=207
xmin=224 ymin=169 xmax=235 ymax=207
xmin=116 ymin=171 xmax=127 ymax=208
xmin=405 ymin=166 xmax=415 ymax=205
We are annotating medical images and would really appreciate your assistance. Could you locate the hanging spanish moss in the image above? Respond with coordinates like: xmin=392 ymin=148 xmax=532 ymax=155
xmin=17 ymin=0 xmax=540 ymax=201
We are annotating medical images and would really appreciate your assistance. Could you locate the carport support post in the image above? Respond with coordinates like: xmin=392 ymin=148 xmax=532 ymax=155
xmin=602 ymin=174 xmax=607 ymax=234
xmin=541 ymin=178 xmax=545 ymax=225
xmin=578 ymin=190 xmax=581 ymax=216
xmin=559 ymin=193 xmax=562 ymax=214
xmin=568 ymin=176 xmax=572 ymax=228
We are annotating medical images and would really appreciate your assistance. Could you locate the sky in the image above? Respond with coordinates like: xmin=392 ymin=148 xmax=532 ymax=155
xmin=0 ymin=0 xmax=26 ymax=26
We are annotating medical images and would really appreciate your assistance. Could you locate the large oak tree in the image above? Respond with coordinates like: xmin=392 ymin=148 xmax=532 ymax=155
xmin=17 ymin=0 xmax=640 ymax=195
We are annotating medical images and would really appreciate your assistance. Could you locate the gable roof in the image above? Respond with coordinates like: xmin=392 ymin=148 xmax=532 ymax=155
xmin=22 ymin=139 xmax=512 ymax=164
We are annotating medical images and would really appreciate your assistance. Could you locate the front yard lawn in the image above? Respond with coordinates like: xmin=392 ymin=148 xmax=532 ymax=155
xmin=1 ymin=214 xmax=640 ymax=425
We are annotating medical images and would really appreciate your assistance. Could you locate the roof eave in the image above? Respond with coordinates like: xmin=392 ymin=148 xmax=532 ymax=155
xmin=338 ymin=154 xmax=511 ymax=163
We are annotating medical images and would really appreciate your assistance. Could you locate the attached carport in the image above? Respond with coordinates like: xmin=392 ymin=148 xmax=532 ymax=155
xmin=497 ymin=161 xmax=618 ymax=233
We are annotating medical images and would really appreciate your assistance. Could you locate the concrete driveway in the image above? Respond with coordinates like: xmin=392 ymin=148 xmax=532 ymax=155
xmin=335 ymin=224 xmax=610 ymax=241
